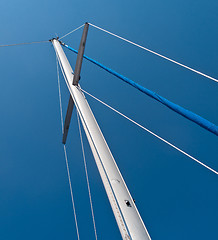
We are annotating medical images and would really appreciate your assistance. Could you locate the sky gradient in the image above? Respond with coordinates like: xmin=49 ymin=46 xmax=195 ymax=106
xmin=0 ymin=0 xmax=218 ymax=239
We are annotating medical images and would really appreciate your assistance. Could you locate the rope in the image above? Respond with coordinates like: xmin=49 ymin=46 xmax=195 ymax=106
xmin=62 ymin=43 xmax=218 ymax=137
xmin=59 ymin=24 xmax=85 ymax=40
xmin=79 ymin=87 xmax=218 ymax=175
xmin=88 ymin=23 xmax=218 ymax=84
xmin=76 ymin=110 xmax=98 ymax=240
xmin=56 ymin=56 xmax=80 ymax=240
xmin=0 ymin=40 xmax=49 ymax=47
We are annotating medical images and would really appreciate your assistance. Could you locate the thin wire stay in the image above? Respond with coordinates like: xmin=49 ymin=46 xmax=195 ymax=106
xmin=88 ymin=23 xmax=218 ymax=84
xmin=56 ymin=56 xmax=80 ymax=240
xmin=79 ymin=86 xmax=218 ymax=175
xmin=77 ymin=110 xmax=98 ymax=240
xmin=59 ymin=24 xmax=85 ymax=40
xmin=0 ymin=40 xmax=49 ymax=47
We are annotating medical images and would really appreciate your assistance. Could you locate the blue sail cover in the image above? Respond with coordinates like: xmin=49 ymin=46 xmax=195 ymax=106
xmin=63 ymin=43 xmax=218 ymax=136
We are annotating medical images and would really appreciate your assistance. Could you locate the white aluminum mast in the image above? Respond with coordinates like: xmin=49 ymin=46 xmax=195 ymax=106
xmin=52 ymin=26 xmax=151 ymax=240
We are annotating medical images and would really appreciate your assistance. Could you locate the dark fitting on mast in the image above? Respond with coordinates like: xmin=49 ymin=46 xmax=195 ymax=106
xmin=62 ymin=22 xmax=89 ymax=144
xmin=62 ymin=96 xmax=75 ymax=144
xmin=73 ymin=22 xmax=89 ymax=85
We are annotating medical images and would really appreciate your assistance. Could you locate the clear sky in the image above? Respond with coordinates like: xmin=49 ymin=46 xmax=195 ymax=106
xmin=0 ymin=0 xmax=218 ymax=239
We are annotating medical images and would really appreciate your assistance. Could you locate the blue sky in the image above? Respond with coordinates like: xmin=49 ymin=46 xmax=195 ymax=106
xmin=0 ymin=0 xmax=218 ymax=239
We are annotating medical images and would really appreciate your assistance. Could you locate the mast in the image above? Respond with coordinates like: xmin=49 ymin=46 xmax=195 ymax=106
xmin=52 ymin=26 xmax=151 ymax=240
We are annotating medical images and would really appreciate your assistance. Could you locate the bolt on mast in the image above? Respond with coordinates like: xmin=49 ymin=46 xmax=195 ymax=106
xmin=52 ymin=23 xmax=151 ymax=240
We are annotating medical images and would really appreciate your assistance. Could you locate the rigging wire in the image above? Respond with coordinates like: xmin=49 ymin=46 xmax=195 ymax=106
xmin=63 ymin=145 xmax=80 ymax=240
xmin=0 ymin=40 xmax=49 ymax=47
xmin=56 ymin=56 xmax=80 ymax=240
xmin=79 ymin=86 xmax=218 ymax=175
xmin=56 ymin=44 xmax=98 ymax=239
xmin=62 ymin=43 xmax=218 ymax=137
xmin=88 ymin=23 xmax=218 ymax=84
xmin=76 ymin=110 xmax=98 ymax=240
xmin=59 ymin=24 xmax=85 ymax=40
xmin=0 ymin=23 xmax=83 ymax=48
